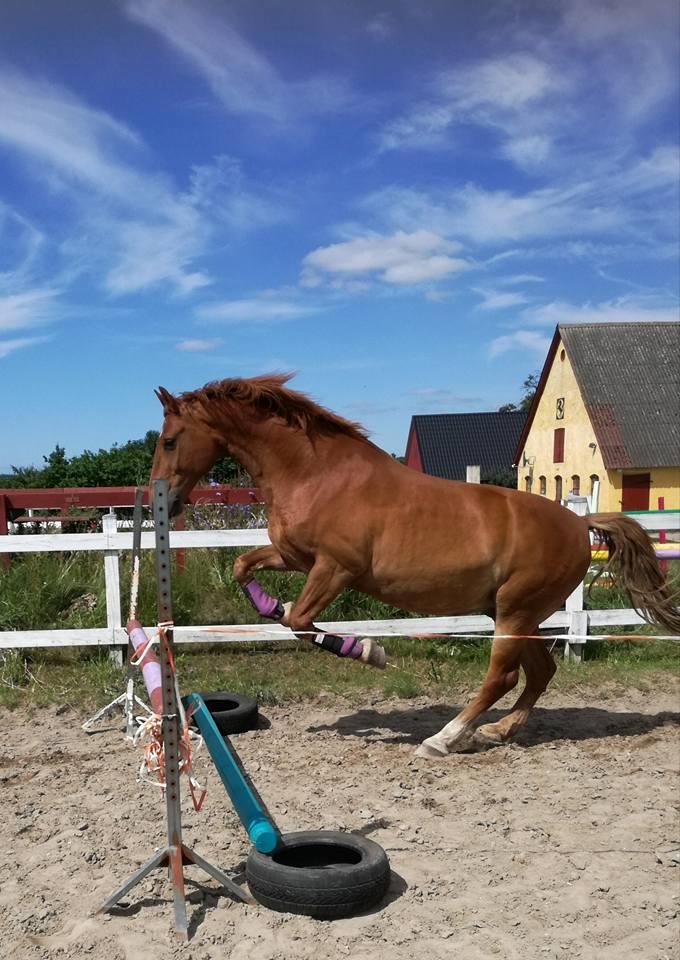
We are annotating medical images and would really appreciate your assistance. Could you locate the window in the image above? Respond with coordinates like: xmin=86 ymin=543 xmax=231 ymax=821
xmin=539 ymin=475 xmax=546 ymax=495
xmin=590 ymin=474 xmax=599 ymax=494
xmin=553 ymin=427 xmax=565 ymax=463
xmin=555 ymin=475 xmax=563 ymax=501
xmin=571 ymin=475 xmax=580 ymax=496
xmin=525 ymin=475 xmax=532 ymax=493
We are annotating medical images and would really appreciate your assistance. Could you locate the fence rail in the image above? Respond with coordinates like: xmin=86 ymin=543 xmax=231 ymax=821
xmin=0 ymin=503 xmax=671 ymax=663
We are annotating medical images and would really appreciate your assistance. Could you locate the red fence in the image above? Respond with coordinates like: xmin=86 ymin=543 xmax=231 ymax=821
xmin=0 ymin=484 xmax=263 ymax=553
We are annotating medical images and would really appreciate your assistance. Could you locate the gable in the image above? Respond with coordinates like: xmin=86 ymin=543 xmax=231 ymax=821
xmin=516 ymin=322 xmax=680 ymax=470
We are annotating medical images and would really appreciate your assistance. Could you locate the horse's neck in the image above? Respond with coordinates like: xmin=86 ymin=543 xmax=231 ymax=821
xmin=216 ymin=417 xmax=318 ymax=502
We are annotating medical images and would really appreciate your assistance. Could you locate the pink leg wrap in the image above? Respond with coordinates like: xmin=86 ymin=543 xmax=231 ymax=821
xmin=241 ymin=579 xmax=284 ymax=620
xmin=313 ymin=633 xmax=363 ymax=659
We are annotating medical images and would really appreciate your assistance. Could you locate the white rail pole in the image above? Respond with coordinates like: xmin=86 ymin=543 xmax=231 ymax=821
xmin=565 ymin=497 xmax=590 ymax=662
xmin=102 ymin=512 xmax=123 ymax=665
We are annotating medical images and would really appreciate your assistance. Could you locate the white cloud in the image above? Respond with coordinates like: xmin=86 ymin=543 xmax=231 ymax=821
xmin=474 ymin=289 xmax=530 ymax=311
xmin=301 ymin=230 xmax=470 ymax=287
xmin=196 ymin=297 xmax=317 ymax=323
xmin=0 ymin=70 xmax=145 ymax=202
xmin=520 ymin=297 xmax=680 ymax=328
xmin=560 ymin=0 xmax=678 ymax=119
xmin=378 ymin=53 xmax=565 ymax=156
xmin=0 ymin=335 xmax=50 ymax=359
xmin=124 ymin=0 xmax=353 ymax=125
xmin=410 ymin=387 xmax=482 ymax=407
xmin=501 ymin=134 xmax=552 ymax=169
xmin=377 ymin=2 xmax=678 ymax=181
xmin=489 ymin=330 xmax=552 ymax=358
xmin=176 ymin=337 xmax=223 ymax=351
xmin=361 ymin=145 xmax=680 ymax=248
xmin=366 ymin=13 xmax=393 ymax=41
xmin=362 ymin=181 xmax=626 ymax=245
xmin=0 ymin=289 xmax=61 ymax=332
xmin=439 ymin=53 xmax=562 ymax=113
xmin=0 ymin=71 xmax=287 ymax=299
xmin=496 ymin=273 xmax=545 ymax=286
xmin=188 ymin=155 xmax=287 ymax=230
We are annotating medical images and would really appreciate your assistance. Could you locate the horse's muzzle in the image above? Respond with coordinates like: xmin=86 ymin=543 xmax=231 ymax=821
xmin=167 ymin=488 xmax=184 ymax=519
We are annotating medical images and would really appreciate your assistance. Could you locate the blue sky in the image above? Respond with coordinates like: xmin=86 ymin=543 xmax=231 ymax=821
xmin=1 ymin=0 xmax=678 ymax=472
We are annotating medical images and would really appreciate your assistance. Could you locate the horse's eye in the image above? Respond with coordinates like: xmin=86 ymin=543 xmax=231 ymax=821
xmin=163 ymin=437 xmax=177 ymax=451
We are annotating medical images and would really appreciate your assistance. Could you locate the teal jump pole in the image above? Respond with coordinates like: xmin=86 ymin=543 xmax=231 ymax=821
xmin=184 ymin=693 xmax=280 ymax=854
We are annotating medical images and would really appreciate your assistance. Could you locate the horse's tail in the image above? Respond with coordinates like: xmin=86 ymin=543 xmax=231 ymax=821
xmin=588 ymin=513 xmax=680 ymax=636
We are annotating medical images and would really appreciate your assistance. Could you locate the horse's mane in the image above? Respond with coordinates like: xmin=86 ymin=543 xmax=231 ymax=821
xmin=179 ymin=373 xmax=370 ymax=442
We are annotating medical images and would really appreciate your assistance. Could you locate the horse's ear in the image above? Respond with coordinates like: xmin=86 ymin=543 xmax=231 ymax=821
xmin=155 ymin=386 xmax=180 ymax=415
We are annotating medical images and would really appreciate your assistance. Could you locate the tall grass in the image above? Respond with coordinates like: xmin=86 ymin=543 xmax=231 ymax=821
xmin=0 ymin=548 xmax=677 ymax=711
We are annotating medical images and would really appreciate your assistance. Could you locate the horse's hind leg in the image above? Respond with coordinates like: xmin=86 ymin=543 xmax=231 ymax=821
xmin=415 ymin=633 xmax=522 ymax=759
xmin=475 ymin=639 xmax=555 ymax=746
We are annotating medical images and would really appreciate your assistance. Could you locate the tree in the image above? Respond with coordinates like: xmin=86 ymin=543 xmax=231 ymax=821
xmin=0 ymin=431 xmax=244 ymax=489
xmin=498 ymin=371 xmax=539 ymax=413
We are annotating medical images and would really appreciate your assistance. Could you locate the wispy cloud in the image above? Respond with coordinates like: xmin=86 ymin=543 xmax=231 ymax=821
xmin=489 ymin=329 xmax=552 ymax=359
xmin=377 ymin=0 xmax=678 ymax=182
xmin=489 ymin=294 xmax=680 ymax=358
xmin=410 ymin=387 xmax=483 ymax=408
xmin=0 ymin=71 xmax=287 ymax=299
xmin=196 ymin=297 xmax=318 ymax=324
xmin=0 ymin=289 xmax=61 ymax=332
xmin=188 ymin=155 xmax=287 ymax=231
xmin=176 ymin=337 xmax=223 ymax=352
xmin=474 ymin=288 xmax=530 ymax=311
xmin=0 ymin=335 xmax=51 ymax=360
xmin=301 ymin=230 xmax=470 ymax=287
xmin=124 ymin=0 xmax=353 ymax=125
xmin=520 ymin=297 xmax=680 ymax=328
xmin=378 ymin=52 xmax=565 ymax=156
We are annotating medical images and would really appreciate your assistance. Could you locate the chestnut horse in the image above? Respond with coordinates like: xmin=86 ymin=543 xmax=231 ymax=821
xmin=150 ymin=374 xmax=679 ymax=758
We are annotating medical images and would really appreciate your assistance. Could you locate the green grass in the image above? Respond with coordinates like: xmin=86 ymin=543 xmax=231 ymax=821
xmin=1 ymin=634 xmax=677 ymax=712
xmin=0 ymin=551 xmax=678 ymax=711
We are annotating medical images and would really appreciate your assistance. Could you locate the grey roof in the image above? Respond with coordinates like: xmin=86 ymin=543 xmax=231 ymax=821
xmin=560 ymin=322 xmax=680 ymax=469
xmin=410 ymin=411 xmax=526 ymax=481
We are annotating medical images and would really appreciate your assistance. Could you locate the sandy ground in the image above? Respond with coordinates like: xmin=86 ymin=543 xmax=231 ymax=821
xmin=1 ymin=684 xmax=679 ymax=960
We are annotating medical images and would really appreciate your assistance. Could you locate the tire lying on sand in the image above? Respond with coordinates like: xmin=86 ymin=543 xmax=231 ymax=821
xmin=246 ymin=830 xmax=391 ymax=919
xmin=190 ymin=692 xmax=259 ymax=735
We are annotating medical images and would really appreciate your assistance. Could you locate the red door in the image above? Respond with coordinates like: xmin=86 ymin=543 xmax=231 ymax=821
xmin=622 ymin=473 xmax=650 ymax=511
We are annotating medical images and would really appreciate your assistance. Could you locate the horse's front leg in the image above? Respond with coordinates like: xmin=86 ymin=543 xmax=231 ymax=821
xmin=233 ymin=546 xmax=294 ymax=621
xmin=286 ymin=559 xmax=386 ymax=669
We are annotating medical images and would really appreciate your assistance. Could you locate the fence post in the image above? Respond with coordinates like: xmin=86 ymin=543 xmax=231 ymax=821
xmin=466 ymin=465 xmax=480 ymax=484
xmin=0 ymin=495 xmax=9 ymax=572
xmin=564 ymin=497 xmax=590 ymax=662
xmin=103 ymin=511 xmax=123 ymax=665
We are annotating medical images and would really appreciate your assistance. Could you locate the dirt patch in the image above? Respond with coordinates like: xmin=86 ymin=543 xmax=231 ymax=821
xmin=1 ymin=685 xmax=679 ymax=960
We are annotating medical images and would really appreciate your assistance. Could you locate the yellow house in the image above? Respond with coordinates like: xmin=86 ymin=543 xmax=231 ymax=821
xmin=514 ymin=322 xmax=680 ymax=512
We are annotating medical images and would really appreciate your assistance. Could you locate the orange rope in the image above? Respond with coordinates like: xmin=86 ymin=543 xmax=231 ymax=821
xmin=135 ymin=625 xmax=206 ymax=811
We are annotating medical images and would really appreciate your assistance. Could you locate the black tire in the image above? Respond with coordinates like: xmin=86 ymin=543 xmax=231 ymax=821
xmin=190 ymin=692 xmax=259 ymax=735
xmin=246 ymin=830 xmax=391 ymax=919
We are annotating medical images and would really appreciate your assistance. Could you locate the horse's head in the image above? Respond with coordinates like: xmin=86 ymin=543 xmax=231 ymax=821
xmin=150 ymin=386 xmax=224 ymax=517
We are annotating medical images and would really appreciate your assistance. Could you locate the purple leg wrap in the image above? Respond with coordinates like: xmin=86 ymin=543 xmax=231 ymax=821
xmin=314 ymin=633 xmax=363 ymax=659
xmin=241 ymin=579 xmax=284 ymax=620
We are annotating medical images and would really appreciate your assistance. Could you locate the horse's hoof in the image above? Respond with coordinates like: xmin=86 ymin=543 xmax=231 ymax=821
xmin=415 ymin=737 xmax=448 ymax=759
xmin=476 ymin=723 xmax=506 ymax=743
xmin=360 ymin=638 xmax=386 ymax=669
xmin=279 ymin=601 xmax=294 ymax=628
xmin=471 ymin=726 xmax=504 ymax=751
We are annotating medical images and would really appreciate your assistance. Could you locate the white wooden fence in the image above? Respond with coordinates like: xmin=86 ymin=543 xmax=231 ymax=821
xmin=0 ymin=505 xmax=668 ymax=663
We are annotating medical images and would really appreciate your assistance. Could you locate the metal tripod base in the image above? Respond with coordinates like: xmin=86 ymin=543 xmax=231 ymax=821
xmin=82 ymin=678 xmax=153 ymax=738
xmin=98 ymin=841 xmax=253 ymax=941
